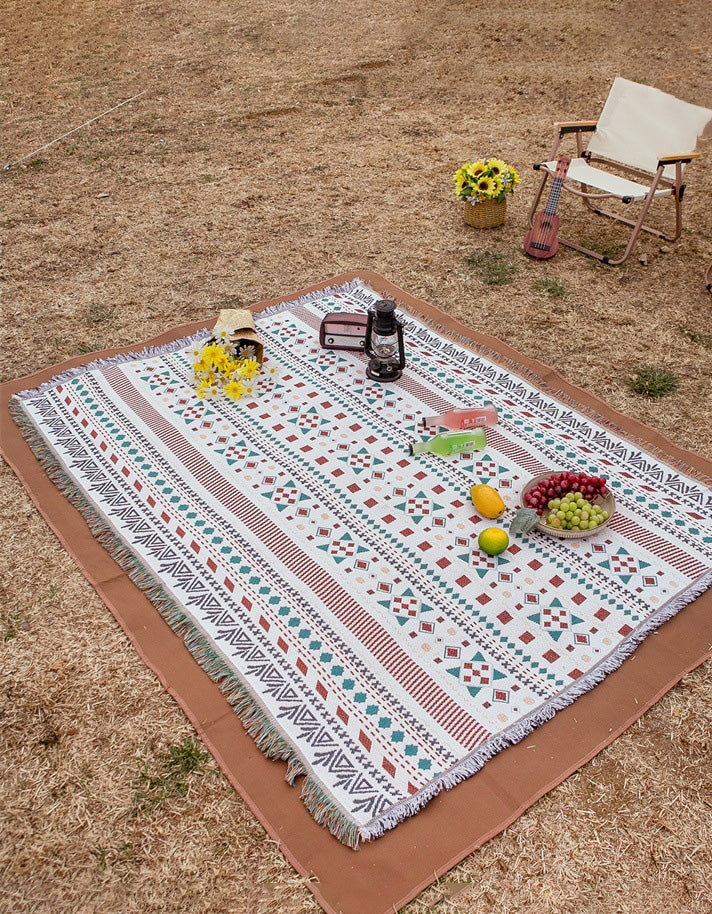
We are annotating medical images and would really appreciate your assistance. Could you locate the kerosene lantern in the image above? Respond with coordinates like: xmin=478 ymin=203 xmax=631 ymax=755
xmin=364 ymin=299 xmax=406 ymax=382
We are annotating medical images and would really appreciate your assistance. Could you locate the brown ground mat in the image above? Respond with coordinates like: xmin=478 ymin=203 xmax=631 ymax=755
xmin=2 ymin=271 xmax=711 ymax=914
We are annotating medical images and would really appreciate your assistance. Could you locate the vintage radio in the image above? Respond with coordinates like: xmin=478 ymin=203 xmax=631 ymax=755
xmin=319 ymin=313 xmax=368 ymax=351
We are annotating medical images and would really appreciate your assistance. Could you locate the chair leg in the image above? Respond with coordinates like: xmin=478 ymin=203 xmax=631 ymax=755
xmin=581 ymin=199 xmax=681 ymax=242
xmin=557 ymin=167 xmax=676 ymax=265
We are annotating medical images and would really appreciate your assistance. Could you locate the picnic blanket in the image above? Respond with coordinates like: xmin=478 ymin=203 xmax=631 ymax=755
xmin=3 ymin=272 xmax=712 ymax=914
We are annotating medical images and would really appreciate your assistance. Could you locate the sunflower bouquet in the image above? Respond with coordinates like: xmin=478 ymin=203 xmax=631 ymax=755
xmin=453 ymin=158 xmax=520 ymax=203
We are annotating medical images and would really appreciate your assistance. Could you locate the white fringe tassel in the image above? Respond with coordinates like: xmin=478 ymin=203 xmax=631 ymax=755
xmin=13 ymin=329 xmax=212 ymax=401
xmin=360 ymin=567 xmax=712 ymax=842
xmin=255 ymin=277 xmax=379 ymax=320
xmin=14 ymin=279 xmax=378 ymax=402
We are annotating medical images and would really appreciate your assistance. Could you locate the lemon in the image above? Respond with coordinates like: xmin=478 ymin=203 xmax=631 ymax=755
xmin=470 ymin=483 xmax=505 ymax=519
xmin=478 ymin=527 xmax=509 ymax=556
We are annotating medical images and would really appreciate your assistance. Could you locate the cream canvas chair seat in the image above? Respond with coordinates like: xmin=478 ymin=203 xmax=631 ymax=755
xmin=528 ymin=78 xmax=712 ymax=264
xmin=538 ymin=158 xmax=675 ymax=202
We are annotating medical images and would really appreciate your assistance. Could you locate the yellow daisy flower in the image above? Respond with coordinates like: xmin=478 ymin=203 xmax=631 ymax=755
xmin=199 ymin=343 xmax=223 ymax=368
xmin=239 ymin=357 xmax=260 ymax=380
xmin=224 ymin=379 xmax=245 ymax=401
xmin=196 ymin=379 xmax=212 ymax=399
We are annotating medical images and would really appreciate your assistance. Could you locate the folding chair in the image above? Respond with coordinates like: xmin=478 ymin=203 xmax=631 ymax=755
xmin=528 ymin=78 xmax=712 ymax=265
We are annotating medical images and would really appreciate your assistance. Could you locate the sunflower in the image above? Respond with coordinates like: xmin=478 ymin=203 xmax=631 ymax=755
xmin=453 ymin=169 xmax=469 ymax=194
xmin=476 ymin=176 xmax=495 ymax=196
xmin=487 ymin=158 xmax=508 ymax=177
xmin=467 ymin=161 xmax=486 ymax=178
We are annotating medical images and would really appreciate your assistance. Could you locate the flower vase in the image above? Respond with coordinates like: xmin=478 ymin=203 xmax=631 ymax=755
xmin=463 ymin=197 xmax=506 ymax=229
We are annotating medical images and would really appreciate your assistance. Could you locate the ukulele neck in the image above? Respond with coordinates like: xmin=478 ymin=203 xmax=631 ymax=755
xmin=544 ymin=179 xmax=564 ymax=215
xmin=543 ymin=158 xmax=570 ymax=214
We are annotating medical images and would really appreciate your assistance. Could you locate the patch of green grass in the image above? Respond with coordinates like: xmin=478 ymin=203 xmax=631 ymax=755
xmin=1 ymin=606 xmax=20 ymax=641
xmin=89 ymin=841 xmax=133 ymax=872
xmin=585 ymin=240 xmax=621 ymax=265
xmin=629 ymin=364 xmax=680 ymax=398
xmin=198 ymin=174 xmax=221 ymax=183
xmin=679 ymin=325 xmax=712 ymax=349
xmin=465 ymin=250 xmax=519 ymax=286
xmin=85 ymin=302 xmax=114 ymax=326
xmin=533 ymin=277 xmax=567 ymax=298
xmin=132 ymin=736 xmax=212 ymax=813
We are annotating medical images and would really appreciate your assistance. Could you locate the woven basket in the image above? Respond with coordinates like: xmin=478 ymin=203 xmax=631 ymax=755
xmin=463 ymin=197 xmax=506 ymax=228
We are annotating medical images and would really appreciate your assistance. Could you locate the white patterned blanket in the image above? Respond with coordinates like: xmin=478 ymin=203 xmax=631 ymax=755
xmin=12 ymin=279 xmax=712 ymax=847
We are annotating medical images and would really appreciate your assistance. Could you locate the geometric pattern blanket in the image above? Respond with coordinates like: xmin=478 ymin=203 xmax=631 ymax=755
xmin=11 ymin=278 xmax=712 ymax=848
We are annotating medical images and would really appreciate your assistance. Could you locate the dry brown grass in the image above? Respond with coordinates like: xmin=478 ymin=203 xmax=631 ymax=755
xmin=1 ymin=1 xmax=711 ymax=912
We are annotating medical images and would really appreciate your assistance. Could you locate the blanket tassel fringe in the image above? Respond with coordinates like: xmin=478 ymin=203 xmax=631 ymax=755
xmin=8 ymin=396 xmax=361 ymax=848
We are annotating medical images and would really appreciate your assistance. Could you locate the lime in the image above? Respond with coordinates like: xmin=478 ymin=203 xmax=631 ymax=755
xmin=478 ymin=527 xmax=509 ymax=556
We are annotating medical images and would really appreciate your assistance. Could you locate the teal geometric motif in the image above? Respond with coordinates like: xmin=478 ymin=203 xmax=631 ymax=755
xmin=287 ymin=406 xmax=322 ymax=433
xmin=528 ymin=597 xmax=584 ymax=641
xmin=336 ymin=446 xmax=384 ymax=474
xmin=377 ymin=587 xmax=430 ymax=625
xmin=598 ymin=547 xmax=650 ymax=584
xmin=263 ymin=480 xmax=310 ymax=512
xmin=392 ymin=491 xmax=444 ymax=525
xmin=446 ymin=650 xmax=507 ymax=697
xmin=318 ymin=532 xmax=369 ymax=564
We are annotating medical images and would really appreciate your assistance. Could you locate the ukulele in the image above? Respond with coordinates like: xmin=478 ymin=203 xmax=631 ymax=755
xmin=523 ymin=156 xmax=571 ymax=259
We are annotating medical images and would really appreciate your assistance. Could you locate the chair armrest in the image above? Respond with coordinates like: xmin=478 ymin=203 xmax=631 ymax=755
xmin=555 ymin=120 xmax=598 ymax=136
xmin=658 ymin=152 xmax=700 ymax=166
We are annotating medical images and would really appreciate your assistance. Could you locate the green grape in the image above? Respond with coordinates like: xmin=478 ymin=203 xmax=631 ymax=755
xmin=579 ymin=520 xmax=589 ymax=529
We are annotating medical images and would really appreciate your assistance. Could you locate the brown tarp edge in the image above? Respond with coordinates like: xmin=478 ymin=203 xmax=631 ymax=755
xmin=2 ymin=271 xmax=710 ymax=914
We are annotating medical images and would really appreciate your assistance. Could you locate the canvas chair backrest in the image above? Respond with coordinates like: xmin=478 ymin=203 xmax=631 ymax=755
xmin=587 ymin=77 xmax=712 ymax=179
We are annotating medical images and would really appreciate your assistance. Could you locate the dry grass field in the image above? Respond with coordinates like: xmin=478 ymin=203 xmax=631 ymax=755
xmin=1 ymin=1 xmax=711 ymax=912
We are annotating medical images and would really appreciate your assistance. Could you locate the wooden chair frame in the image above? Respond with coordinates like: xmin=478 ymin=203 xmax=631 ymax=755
xmin=528 ymin=121 xmax=699 ymax=265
